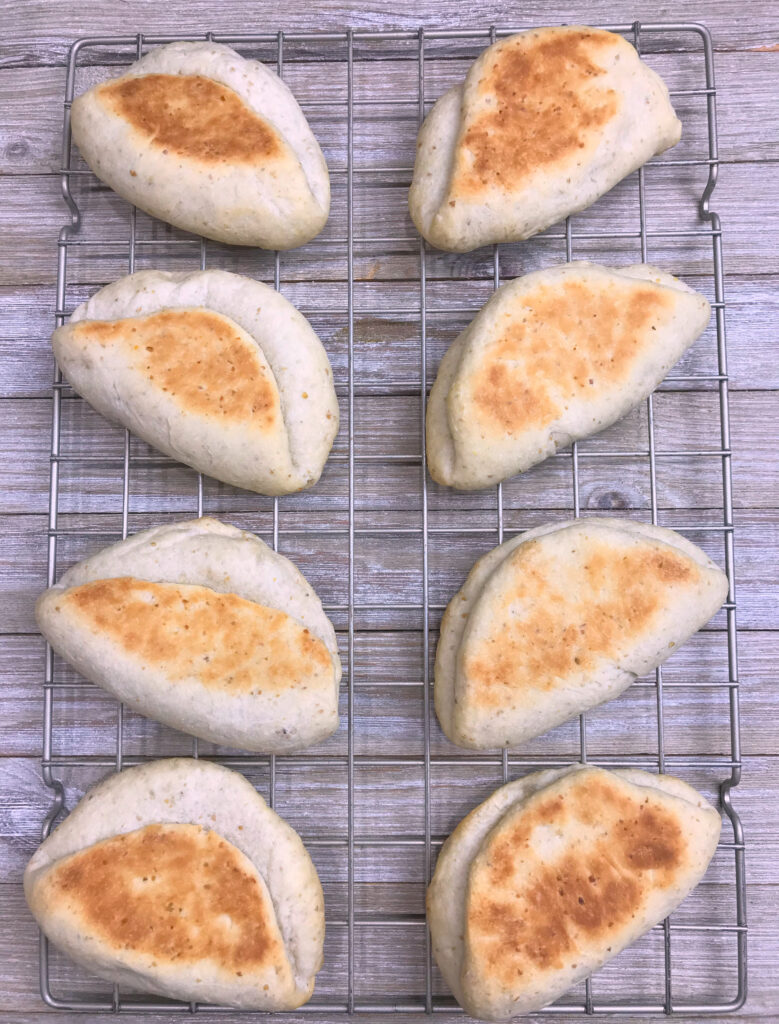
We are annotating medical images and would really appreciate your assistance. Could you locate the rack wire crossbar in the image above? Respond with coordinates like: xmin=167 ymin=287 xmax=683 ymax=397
xmin=40 ymin=21 xmax=745 ymax=1017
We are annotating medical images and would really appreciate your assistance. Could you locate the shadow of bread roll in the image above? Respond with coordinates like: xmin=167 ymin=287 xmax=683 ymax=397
xmin=426 ymin=262 xmax=710 ymax=491
xmin=52 ymin=269 xmax=339 ymax=496
xmin=71 ymin=41 xmax=329 ymax=248
xmin=435 ymin=518 xmax=728 ymax=749
xmin=410 ymin=26 xmax=681 ymax=252
xmin=36 ymin=517 xmax=341 ymax=753
xmin=25 ymin=758 xmax=325 ymax=1009
xmin=428 ymin=763 xmax=721 ymax=1020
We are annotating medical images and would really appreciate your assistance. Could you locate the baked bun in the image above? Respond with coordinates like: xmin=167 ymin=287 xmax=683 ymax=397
xmin=435 ymin=518 xmax=728 ymax=749
xmin=410 ymin=27 xmax=681 ymax=252
xmin=25 ymin=758 xmax=325 ymax=1009
xmin=52 ymin=269 xmax=339 ymax=497
xmin=71 ymin=41 xmax=329 ymax=248
xmin=428 ymin=763 xmax=721 ymax=1019
xmin=36 ymin=518 xmax=341 ymax=753
xmin=426 ymin=263 xmax=710 ymax=491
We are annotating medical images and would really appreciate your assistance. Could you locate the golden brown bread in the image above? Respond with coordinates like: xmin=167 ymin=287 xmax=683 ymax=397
xmin=36 ymin=824 xmax=291 ymax=982
xmin=410 ymin=28 xmax=682 ymax=251
xmin=435 ymin=519 xmax=729 ymax=749
xmin=36 ymin=518 xmax=341 ymax=753
xmin=100 ymin=74 xmax=283 ymax=165
xmin=68 ymin=309 xmax=281 ymax=430
xmin=468 ymin=775 xmax=688 ymax=975
xmin=70 ymin=42 xmax=330 ymax=248
xmin=59 ymin=577 xmax=333 ymax=697
xmin=428 ymin=764 xmax=722 ymax=1019
xmin=462 ymin=529 xmax=700 ymax=702
xmin=448 ymin=29 xmax=621 ymax=202
xmin=466 ymin=276 xmax=675 ymax=438
xmin=52 ymin=270 xmax=339 ymax=497
xmin=426 ymin=263 xmax=711 ymax=490
xmin=25 ymin=759 xmax=325 ymax=1009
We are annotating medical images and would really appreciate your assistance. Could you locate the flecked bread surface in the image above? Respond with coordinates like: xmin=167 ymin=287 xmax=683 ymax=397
xmin=24 ymin=758 xmax=325 ymax=1010
xmin=434 ymin=518 xmax=729 ymax=749
xmin=426 ymin=262 xmax=710 ymax=490
xmin=427 ymin=764 xmax=721 ymax=1019
xmin=71 ymin=41 xmax=330 ymax=247
xmin=409 ymin=27 xmax=681 ymax=251
xmin=35 ymin=518 xmax=342 ymax=752
xmin=52 ymin=269 xmax=339 ymax=496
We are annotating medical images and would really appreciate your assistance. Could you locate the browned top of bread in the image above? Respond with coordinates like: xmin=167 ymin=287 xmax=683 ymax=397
xmin=68 ymin=309 xmax=282 ymax=429
xmin=450 ymin=28 xmax=623 ymax=199
xmin=35 ymin=823 xmax=288 ymax=974
xmin=461 ymin=530 xmax=702 ymax=709
xmin=56 ymin=577 xmax=333 ymax=695
xmin=465 ymin=276 xmax=675 ymax=437
xmin=466 ymin=769 xmax=690 ymax=998
xmin=99 ymin=74 xmax=283 ymax=165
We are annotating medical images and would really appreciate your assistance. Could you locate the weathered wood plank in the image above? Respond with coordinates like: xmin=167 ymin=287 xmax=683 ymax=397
xmin=3 ymin=0 xmax=779 ymax=69
xmin=0 ymin=392 xmax=775 ymax=523
xmin=1 ymin=158 xmax=776 ymax=287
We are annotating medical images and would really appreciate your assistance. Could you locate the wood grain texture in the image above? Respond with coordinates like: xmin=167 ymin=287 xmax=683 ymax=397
xmin=1 ymin=1 xmax=776 ymax=1020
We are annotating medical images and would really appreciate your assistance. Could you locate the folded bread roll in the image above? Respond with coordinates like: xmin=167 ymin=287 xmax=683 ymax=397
xmin=436 ymin=518 xmax=728 ymax=749
xmin=427 ymin=262 xmax=710 ymax=490
xmin=71 ymin=41 xmax=329 ymax=248
xmin=52 ymin=269 xmax=339 ymax=496
xmin=428 ymin=763 xmax=721 ymax=1020
xmin=36 ymin=518 xmax=341 ymax=752
xmin=410 ymin=26 xmax=681 ymax=252
xmin=25 ymin=758 xmax=324 ymax=1009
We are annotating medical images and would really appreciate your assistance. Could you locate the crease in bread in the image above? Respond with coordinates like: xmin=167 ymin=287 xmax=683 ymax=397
xmin=52 ymin=269 xmax=339 ymax=496
xmin=410 ymin=26 xmax=681 ymax=251
xmin=428 ymin=763 xmax=721 ymax=1019
xmin=70 ymin=41 xmax=330 ymax=248
xmin=426 ymin=262 xmax=710 ymax=491
xmin=435 ymin=517 xmax=729 ymax=749
xmin=25 ymin=758 xmax=325 ymax=1010
xmin=35 ymin=517 xmax=342 ymax=753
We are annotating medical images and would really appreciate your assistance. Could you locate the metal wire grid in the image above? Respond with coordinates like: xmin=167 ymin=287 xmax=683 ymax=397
xmin=39 ymin=22 xmax=745 ymax=1016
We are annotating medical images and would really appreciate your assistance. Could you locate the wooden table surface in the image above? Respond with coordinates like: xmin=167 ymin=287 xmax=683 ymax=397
xmin=2 ymin=1 xmax=777 ymax=1021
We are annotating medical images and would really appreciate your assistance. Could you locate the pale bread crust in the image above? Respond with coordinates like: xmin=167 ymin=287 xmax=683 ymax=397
xmin=36 ymin=518 xmax=342 ymax=752
xmin=71 ymin=41 xmax=329 ymax=248
xmin=409 ymin=27 xmax=681 ymax=252
xmin=427 ymin=764 xmax=721 ymax=1020
xmin=52 ymin=269 xmax=339 ymax=497
xmin=426 ymin=262 xmax=711 ymax=490
xmin=25 ymin=759 xmax=325 ymax=1009
xmin=435 ymin=518 xmax=729 ymax=749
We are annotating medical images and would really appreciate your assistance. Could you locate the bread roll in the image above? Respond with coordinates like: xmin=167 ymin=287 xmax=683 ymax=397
xmin=25 ymin=758 xmax=324 ymax=1009
xmin=410 ymin=27 xmax=681 ymax=252
xmin=71 ymin=41 xmax=329 ymax=248
xmin=428 ymin=763 xmax=721 ymax=1019
xmin=36 ymin=518 xmax=341 ymax=752
xmin=426 ymin=262 xmax=710 ymax=490
xmin=52 ymin=269 xmax=339 ymax=496
xmin=436 ymin=518 xmax=728 ymax=749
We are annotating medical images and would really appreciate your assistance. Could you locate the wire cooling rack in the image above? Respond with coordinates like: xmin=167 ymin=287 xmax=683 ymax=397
xmin=40 ymin=22 xmax=745 ymax=1017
